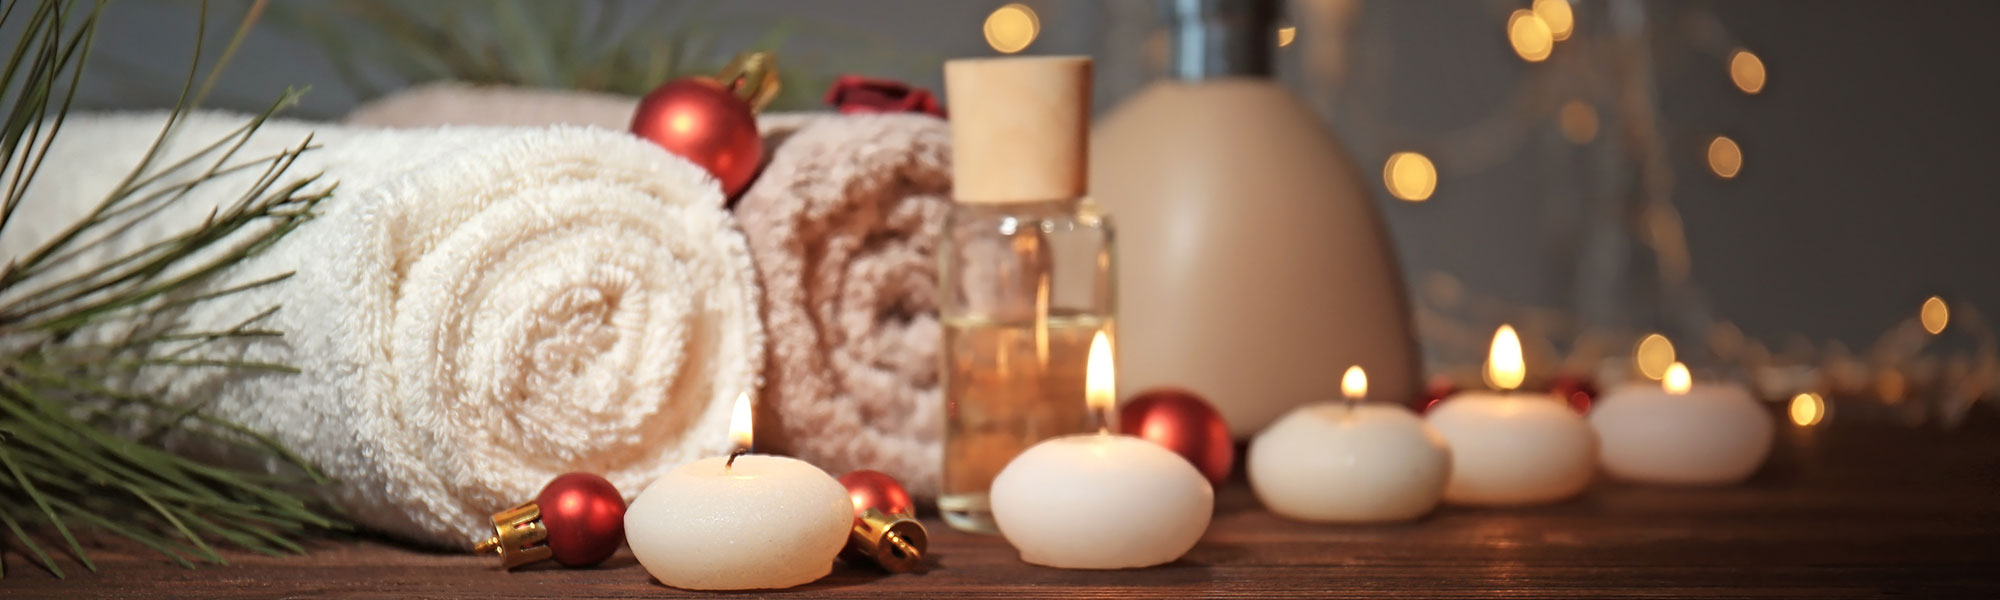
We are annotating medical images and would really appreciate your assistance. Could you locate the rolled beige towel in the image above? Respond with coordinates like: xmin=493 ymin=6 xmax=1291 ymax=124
xmin=351 ymin=84 xmax=952 ymax=496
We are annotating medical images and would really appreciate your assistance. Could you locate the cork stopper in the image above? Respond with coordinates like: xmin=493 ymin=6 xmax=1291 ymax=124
xmin=944 ymin=56 xmax=1093 ymax=203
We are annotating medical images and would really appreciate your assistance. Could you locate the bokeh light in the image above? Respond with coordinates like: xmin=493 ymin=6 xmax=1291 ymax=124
xmin=1507 ymin=10 xmax=1554 ymax=63
xmin=1533 ymin=0 xmax=1575 ymax=41
xmin=984 ymin=4 xmax=1040 ymax=54
xmin=1383 ymin=152 xmax=1438 ymax=202
xmin=1921 ymin=295 xmax=1949 ymax=334
xmin=1789 ymin=392 xmax=1825 ymax=427
xmin=1730 ymin=49 xmax=1766 ymax=94
xmin=1707 ymin=135 xmax=1742 ymax=178
xmin=1558 ymin=99 xmax=1598 ymax=144
xmin=1277 ymin=26 xmax=1297 ymax=47
xmin=1635 ymin=333 xmax=1676 ymax=380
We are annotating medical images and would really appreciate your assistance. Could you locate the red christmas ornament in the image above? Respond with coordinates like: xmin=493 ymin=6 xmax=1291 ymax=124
xmin=838 ymin=470 xmax=916 ymax=518
xmin=1119 ymin=388 xmax=1234 ymax=487
xmin=824 ymin=75 xmax=946 ymax=117
xmin=475 ymin=472 xmax=626 ymax=569
xmin=1547 ymin=374 xmax=1599 ymax=415
xmin=630 ymin=53 xmax=779 ymax=201
xmin=1415 ymin=377 xmax=1459 ymax=414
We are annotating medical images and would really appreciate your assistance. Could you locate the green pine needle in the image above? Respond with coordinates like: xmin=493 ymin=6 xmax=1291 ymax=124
xmin=1 ymin=0 xmax=344 ymax=578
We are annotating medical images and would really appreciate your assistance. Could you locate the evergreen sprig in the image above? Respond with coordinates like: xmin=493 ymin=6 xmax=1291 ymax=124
xmin=1 ymin=0 xmax=341 ymax=578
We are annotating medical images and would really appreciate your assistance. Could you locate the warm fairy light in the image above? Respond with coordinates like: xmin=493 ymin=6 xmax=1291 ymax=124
xmin=728 ymin=391 xmax=754 ymax=451
xmin=1507 ymin=10 xmax=1554 ymax=63
xmin=1729 ymin=49 xmax=1766 ymax=94
xmin=1635 ymin=333 xmax=1676 ymax=381
xmin=984 ymin=4 xmax=1040 ymax=54
xmin=1662 ymin=362 xmax=1691 ymax=395
xmin=1486 ymin=325 xmax=1526 ymax=391
xmin=1277 ymin=26 xmax=1297 ymax=47
xmin=1558 ymin=99 xmax=1598 ymax=144
xmin=1342 ymin=366 xmax=1367 ymax=400
xmin=1789 ymin=393 xmax=1825 ymax=427
xmin=1085 ymin=330 xmax=1115 ymax=417
xmin=1921 ymin=295 xmax=1949 ymax=335
xmin=1533 ymin=0 xmax=1575 ymax=41
xmin=1707 ymin=136 xmax=1742 ymax=179
xmin=1383 ymin=151 xmax=1437 ymax=202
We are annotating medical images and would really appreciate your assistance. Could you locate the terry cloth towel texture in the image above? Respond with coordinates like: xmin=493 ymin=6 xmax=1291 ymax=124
xmin=351 ymin=83 xmax=953 ymax=497
xmin=0 ymin=111 xmax=763 ymax=546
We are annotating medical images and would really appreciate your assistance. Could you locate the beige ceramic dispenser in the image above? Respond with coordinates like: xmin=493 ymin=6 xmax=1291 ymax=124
xmin=1091 ymin=0 xmax=1417 ymax=436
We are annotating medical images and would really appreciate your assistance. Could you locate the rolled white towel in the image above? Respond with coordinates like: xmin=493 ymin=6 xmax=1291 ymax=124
xmin=0 ymin=111 xmax=762 ymax=547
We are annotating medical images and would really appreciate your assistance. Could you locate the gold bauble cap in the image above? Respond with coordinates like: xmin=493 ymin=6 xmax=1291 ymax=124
xmin=944 ymin=55 xmax=1092 ymax=203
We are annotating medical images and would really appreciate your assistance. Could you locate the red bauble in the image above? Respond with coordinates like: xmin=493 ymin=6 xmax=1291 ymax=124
xmin=838 ymin=470 xmax=916 ymax=518
xmin=1415 ymin=377 xmax=1459 ymax=414
xmin=534 ymin=472 xmax=627 ymax=567
xmin=630 ymin=78 xmax=764 ymax=199
xmin=1119 ymin=388 xmax=1234 ymax=487
xmin=1547 ymin=374 xmax=1598 ymax=415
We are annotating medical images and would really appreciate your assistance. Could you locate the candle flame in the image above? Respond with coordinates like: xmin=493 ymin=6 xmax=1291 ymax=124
xmin=728 ymin=391 xmax=753 ymax=452
xmin=1486 ymin=325 xmax=1526 ymax=391
xmin=1662 ymin=362 xmax=1691 ymax=395
xmin=1341 ymin=366 xmax=1367 ymax=400
xmin=1085 ymin=330 xmax=1115 ymax=418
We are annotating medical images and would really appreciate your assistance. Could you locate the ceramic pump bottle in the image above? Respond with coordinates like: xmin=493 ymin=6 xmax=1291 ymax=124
xmin=1091 ymin=0 xmax=1417 ymax=436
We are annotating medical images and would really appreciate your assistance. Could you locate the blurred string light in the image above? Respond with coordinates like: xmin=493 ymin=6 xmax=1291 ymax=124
xmin=1277 ymin=26 xmax=1297 ymax=47
xmin=984 ymin=3 xmax=1039 ymax=54
xmin=1729 ymin=49 xmax=1766 ymax=94
xmin=1706 ymin=135 xmax=1742 ymax=178
xmin=1789 ymin=393 xmax=1825 ymax=427
xmin=1558 ymin=99 xmax=1598 ymax=144
xmin=1635 ymin=333 xmax=1676 ymax=380
xmin=1506 ymin=9 xmax=1554 ymax=62
xmin=1922 ymin=296 xmax=1950 ymax=335
xmin=1532 ymin=0 xmax=1575 ymax=41
xmin=1383 ymin=152 xmax=1437 ymax=202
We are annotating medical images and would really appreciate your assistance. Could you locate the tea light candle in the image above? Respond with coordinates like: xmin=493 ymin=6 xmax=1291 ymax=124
xmin=625 ymin=393 xmax=853 ymax=590
xmin=1427 ymin=325 xmax=1597 ymax=506
xmin=1248 ymin=366 xmax=1450 ymax=522
xmin=1589 ymin=362 xmax=1773 ymax=485
xmin=990 ymin=331 xmax=1213 ymax=569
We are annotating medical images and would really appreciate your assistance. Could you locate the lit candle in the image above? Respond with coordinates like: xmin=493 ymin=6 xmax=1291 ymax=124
xmin=625 ymin=393 xmax=853 ymax=590
xmin=1248 ymin=366 xmax=1451 ymax=522
xmin=1589 ymin=362 xmax=1773 ymax=485
xmin=1427 ymin=325 xmax=1597 ymax=505
xmin=989 ymin=331 xmax=1214 ymax=569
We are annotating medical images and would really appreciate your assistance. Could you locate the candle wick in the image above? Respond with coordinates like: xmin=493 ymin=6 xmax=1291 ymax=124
xmin=725 ymin=447 xmax=747 ymax=468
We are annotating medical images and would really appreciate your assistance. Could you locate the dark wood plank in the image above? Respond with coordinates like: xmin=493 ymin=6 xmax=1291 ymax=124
xmin=8 ymin=423 xmax=2000 ymax=598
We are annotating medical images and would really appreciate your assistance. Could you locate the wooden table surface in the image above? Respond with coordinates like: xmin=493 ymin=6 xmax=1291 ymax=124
xmin=9 ymin=422 xmax=2000 ymax=599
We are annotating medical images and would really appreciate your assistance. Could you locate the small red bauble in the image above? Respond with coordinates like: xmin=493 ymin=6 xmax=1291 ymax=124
xmin=534 ymin=472 xmax=627 ymax=567
xmin=1415 ymin=377 xmax=1459 ymax=414
xmin=824 ymin=75 xmax=946 ymax=117
xmin=1546 ymin=374 xmax=1598 ymax=415
xmin=630 ymin=77 xmax=764 ymax=199
xmin=838 ymin=469 xmax=916 ymax=518
xmin=1119 ymin=388 xmax=1234 ymax=487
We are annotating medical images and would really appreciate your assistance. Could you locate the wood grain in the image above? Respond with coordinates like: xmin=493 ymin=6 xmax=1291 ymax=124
xmin=7 ymin=423 xmax=2000 ymax=599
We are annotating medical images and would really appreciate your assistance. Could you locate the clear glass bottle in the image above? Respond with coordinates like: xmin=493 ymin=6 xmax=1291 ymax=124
xmin=937 ymin=56 xmax=1113 ymax=534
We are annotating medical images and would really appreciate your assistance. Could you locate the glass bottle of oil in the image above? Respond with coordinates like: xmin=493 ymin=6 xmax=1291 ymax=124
xmin=938 ymin=56 xmax=1113 ymax=534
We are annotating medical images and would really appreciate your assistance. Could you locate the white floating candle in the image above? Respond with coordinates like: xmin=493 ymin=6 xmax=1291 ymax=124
xmin=1589 ymin=362 xmax=1773 ymax=485
xmin=1427 ymin=325 xmax=1597 ymax=506
xmin=1249 ymin=366 xmax=1451 ymax=523
xmin=990 ymin=331 xmax=1213 ymax=569
xmin=625 ymin=393 xmax=853 ymax=590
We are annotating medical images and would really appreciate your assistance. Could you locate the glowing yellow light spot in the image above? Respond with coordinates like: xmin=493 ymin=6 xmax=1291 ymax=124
xmin=1558 ymin=99 xmax=1598 ymax=144
xmin=1342 ymin=366 xmax=1367 ymax=400
xmin=1662 ymin=362 xmax=1691 ymax=395
xmin=984 ymin=4 xmax=1040 ymax=54
xmin=1507 ymin=10 xmax=1554 ymax=63
xmin=1533 ymin=0 xmax=1575 ymax=41
xmin=1921 ymin=295 xmax=1949 ymax=334
xmin=1789 ymin=392 xmax=1825 ymax=427
xmin=1729 ymin=49 xmax=1766 ymax=94
xmin=1486 ymin=325 xmax=1526 ymax=391
xmin=1707 ymin=135 xmax=1742 ymax=179
xmin=1085 ymin=330 xmax=1115 ymax=416
xmin=728 ymin=392 xmax=753 ymax=451
xmin=1277 ymin=26 xmax=1297 ymax=47
xmin=1383 ymin=151 xmax=1437 ymax=202
xmin=1635 ymin=333 xmax=1676 ymax=381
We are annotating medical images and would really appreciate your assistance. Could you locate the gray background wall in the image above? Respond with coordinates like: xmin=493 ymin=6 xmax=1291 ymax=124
xmin=51 ymin=0 xmax=2000 ymax=351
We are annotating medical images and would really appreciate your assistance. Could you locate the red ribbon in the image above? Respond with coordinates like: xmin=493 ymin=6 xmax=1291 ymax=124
xmin=824 ymin=75 xmax=946 ymax=118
